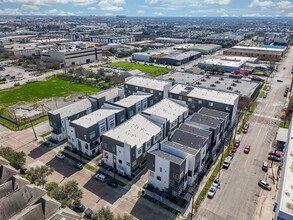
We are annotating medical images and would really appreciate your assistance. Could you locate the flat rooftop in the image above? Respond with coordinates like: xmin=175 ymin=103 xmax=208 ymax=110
xmin=278 ymin=118 xmax=292 ymax=216
xmin=198 ymin=58 xmax=246 ymax=68
xmin=191 ymin=113 xmax=223 ymax=129
xmin=90 ymin=87 xmax=123 ymax=101
xmin=125 ymin=76 xmax=172 ymax=91
xmin=192 ymin=75 xmax=260 ymax=98
xmin=180 ymin=123 xmax=212 ymax=138
xmin=232 ymin=45 xmax=285 ymax=53
xmin=49 ymin=98 xmax=92 ymax=119
xmin=169 ymin=84 xmax=239 ymax=105
xmin=143 ymin=98 xmax=188 ymax=122
xmin=103 ymin=114 xmax=162 ymax=147
xmin=162 ymin=51 xmax=201 ymax=61
xmin=159 ymin=72 xmax=203 ymax=85
xmin=198 ymin=107 xmax=229 ymax=120
xmin=162 ymin=141 xmax=198 ymax=155
xmin=71 ymin=108 xmax=122 ymax=128
xmin=149 ymin=149 xmax=185 ymax=165
xmin=114 ymin=94 xmax=152 ymax=108
xmin=171 ymin=129 xmax=207 ymax=150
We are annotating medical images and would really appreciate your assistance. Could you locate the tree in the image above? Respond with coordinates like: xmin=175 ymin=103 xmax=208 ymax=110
xmin=26 ymin=165 xmax=54 ymax=187
xmin=0 ymin=147 xmax=26 ymax=169
xmin=92 ymin=207 xmax=114 ymax=220
xmin=45 ymin=180 xmax=83 ymax=208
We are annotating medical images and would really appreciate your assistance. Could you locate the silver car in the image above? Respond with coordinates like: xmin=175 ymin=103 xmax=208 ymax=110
xmin=207 ymin=186 xmax=217 ymax=198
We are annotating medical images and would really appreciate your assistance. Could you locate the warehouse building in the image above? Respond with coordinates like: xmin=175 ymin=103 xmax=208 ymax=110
xmin=223 ymin=46 xmax=286 ymax=62
xmin=157 ymin=51 xmax=201 ymax=66
xmin=174 ymin=44 xmax=222 ymax=54
xmin=90 ymin=35 xmax=135 ymax=44
xmin=155 ymin=37 xmax=187 ymax=44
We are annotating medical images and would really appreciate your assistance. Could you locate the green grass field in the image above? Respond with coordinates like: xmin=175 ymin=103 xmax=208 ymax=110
xmin=0 ymin=76 xmax=101 ymax=107
xmin=109 ymin=62 xmax=170 ymax=77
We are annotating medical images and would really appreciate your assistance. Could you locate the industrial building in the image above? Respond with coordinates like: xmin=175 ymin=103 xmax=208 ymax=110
xmin=132 ymin=49 xmax=201 ymax=66
xmin=223 ymin=46 xmax=286 ymax=62
xmin=197 ymin=56 xmax=256 ymax=73
xmin=174 ymin=44 xmax=222 ymax=54
xmin=155 ymin=37 xmax=187 ymax=44
xmin=41 ymin=43 xmax=102 ymax=67
xmin=90 ymin=35 xmax=135 ymax=44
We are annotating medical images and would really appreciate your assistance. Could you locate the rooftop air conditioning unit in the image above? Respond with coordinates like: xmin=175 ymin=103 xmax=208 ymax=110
xmin=210 ymin=84 xmax=216 ymax=87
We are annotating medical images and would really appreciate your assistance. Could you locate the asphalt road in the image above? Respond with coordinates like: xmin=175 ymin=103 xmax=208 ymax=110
xmin=195 ymin=47 xmax=293 ymax=220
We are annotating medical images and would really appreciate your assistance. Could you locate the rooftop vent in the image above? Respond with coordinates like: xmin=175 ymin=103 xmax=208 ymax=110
xmin=215 ymin=80 xmax=220 ymax=84
xmin=210 ymin=84 xmax=216 ymax=87
xmin=201 ymin=78 xmax=206 ymax=82
xmin=227 ymin=87 xmax=233 ymax=90
xmin=219 ymin=77 xmax=224 ymax=81
xmin=231 ymin=83 xmax=237 ymax=87
xmin=196 ymin=82 xmax=201 ymax=85
xmin=206 ymin=75 xmax=210 ymax=79
xmin=235 ymin=90 xmax=240 ymax=93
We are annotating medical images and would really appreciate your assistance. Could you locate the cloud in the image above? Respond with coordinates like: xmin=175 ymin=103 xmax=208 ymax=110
xmin=47 ymin=9 xmax=75 ymax=16
xmin=137 ymin=10 xmax=145 ymax=14
xmin=277 ymin=1 xmax=293 ymax=9
xmin=221 ymin=12 xmax=229 ymax=17
xmin=98 ymin=0 xmax=125 ymax=11
xmin=105 ymin=12 xmax=112 ymax=16
xmin=153 ymin=11 xmax=164 ymax=16
xmin=204 ymin=0 xmax=230 ymax=5
xmin=21 ymin=4 xmax=39 ymax=10
xmin=145 ymin=0 xmax=158 ymax=4
xmin=243 ymin=13 xmax=263 ymax=17
xmin=88 ymin=6 xmax=96 ymax=10
xmin=0 ymin=8 xmax=22 ymax=15
xmin=0 ymin=0 xmax=95 ymax=6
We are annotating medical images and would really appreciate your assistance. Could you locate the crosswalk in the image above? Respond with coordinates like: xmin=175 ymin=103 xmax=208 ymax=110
xmin=251 ymin=113 xmax=281 ymax=121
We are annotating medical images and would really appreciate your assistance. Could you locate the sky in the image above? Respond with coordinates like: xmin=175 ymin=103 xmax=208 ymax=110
xmin=0 ymin=0 xmax=292 ymax=17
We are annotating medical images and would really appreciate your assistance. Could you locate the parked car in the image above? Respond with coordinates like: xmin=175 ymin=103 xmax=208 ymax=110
xmin=73 ymin=162 xmax=83 ymax=170
xmin=207 ymin=186 xmax=217 ymax=198
xmin=244 ymin=145 xmax=251 ymax=154
xmin=231 ymin=147 xmax=237 ymax=153
xmin=212 ymin=178 xmax=220 ymax=188
xmin=268 ymin=155 xmax=281 ymax=162
xmin=263 ymin=92 xmax=267 ymax=98
xmin=107 ymin=180 xmax=118 ymax=188
xmin=20 ymin=166 xmax=29 ymax=174
xmin=95 ymin=173 xmax=107 ymax=182
xmin=266 ymin=86 xmax=271 ymax=91
xmin=234 ymin=140 xmax=240 ymax=148
xmin=258 ymin=180 xmax=271 ymax=191
xmin=262 ymin=161 xmax=268 ymax=172
xmin=74 ymin=203 xmax=86 ymax=212
xmin=228 ymin=152 xmax=234 ymax=160
xmin=84 ymin=208 xmax=95 ymax=218
xmin=223 ymin=157 xmax=231 ymax=169
xmin=277 ymin=80 xmax=283 ymax=82
xmin=243 ymin=123 xmax=249 ymax=133
xmin=268 ymin=151 xmax=281 ymax=158
xmin=56 ymin=153 xmax=65 ymax=160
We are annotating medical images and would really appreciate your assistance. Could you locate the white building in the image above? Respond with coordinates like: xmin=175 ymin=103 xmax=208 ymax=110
xmin=67 ymin=106 xmax=126 ymax=157
xmin=155 ymin=37 xmax=187 ymax=44
xmin=48 ymin=98 xmax=96 ymax=142
xmin=102 ymin=114 xmax=163 ymax=177
xmin=90 ymin=35 xmax=135 ymax=44
xmin=142 ymin=98 xmax=189 ymax=137
xmin=41 ymin=46 xmax=102 ymax=67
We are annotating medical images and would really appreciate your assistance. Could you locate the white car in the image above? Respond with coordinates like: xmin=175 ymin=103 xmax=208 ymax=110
xmin=56 ymin=153 xmax=65 ymax=159
xmin=207 ymin=186 xmax=217 ymax=198
xmin=212 ymin=178 xmax=220 ymax=188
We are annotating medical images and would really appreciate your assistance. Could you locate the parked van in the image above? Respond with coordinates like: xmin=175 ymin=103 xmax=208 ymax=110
xmin=95 ymin=173 xmax=107 ymax=182
xmin=262 ymin=162 xmax=268 ymax=172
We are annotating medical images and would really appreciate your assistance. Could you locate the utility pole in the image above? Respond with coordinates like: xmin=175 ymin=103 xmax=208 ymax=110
xmin=28 ymin=116 xmax=37 ymax=141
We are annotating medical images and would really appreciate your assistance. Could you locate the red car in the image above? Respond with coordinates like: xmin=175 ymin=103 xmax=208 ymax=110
xmin=268 ymin=152 xmax=281 ymax=158
xmin=231 ymin=147 xmax=237 ymax=153
xmin=244 ymin=145 xmax=251 ymax=154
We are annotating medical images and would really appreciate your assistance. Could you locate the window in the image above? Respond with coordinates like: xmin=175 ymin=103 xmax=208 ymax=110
xmin=85 ymin=144 xmax=89 ymax=150
xmin=178 ymin=96 xmax=182 ymax=100
xmin=136 ymin=86 xmax=138 ymax=90
xmin=89 ymin=131 xmax=95 ymax=139
xmin=104 ymin=152 xmax=108 ymax=159
xmin=198 ymin=100 xmax=202 ymax=104
xmin=150 ymin=171 xmax=154 ymax=177
xmin=126 ymin=162 xmax=130 ymax=166
xmin=159 ymin=92 xmax=162 ymax=96
xmin=120 ymin=114 xmax=125 ymax=122
xmin=125 ymin=85 xmax=128 ymax=88
xmin=160 ymin=167 xmax=162 ymax=172
xmin=169 ymin=94 xmax=173 ymax=98
xmin=137 ymin=148 xmax=142 ymax=155
xmin=133 ymin=160 xmax=137 ymax=166
xmin=143 ymin=88 xmax=146 ymax=92
xmin=84 ymin=135 xmax=87 ymax=140
xmin=188 ymin=98 xmax=192 ymax=102
xmin=173 ymin=173 xmax=179 ymax=179
xmin=188 ymin=170 xmax=192 ymax=177
xmin=157 ymin=176 xmax=161 ymax=181
xmin=209 ymin=102 xmax=213 ymax=107
xmin=118 ymin=159 xmax=122 ymax=164
xmin=150 ymin=100 xmax=153 ymax=105
xmin=109 ymin=119 xmax=115 ymax=128
xmin=226 ymin=106 xmax=230 ymax=111
xmin=150 ymin=90 xmax=154 ymax=93
xmin=129 ymin=110 xmax=134 ymax=117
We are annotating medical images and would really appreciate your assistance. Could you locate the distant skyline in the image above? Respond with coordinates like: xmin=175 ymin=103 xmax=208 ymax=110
xmin=0 ymin=0 xmax=292 ymax=17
